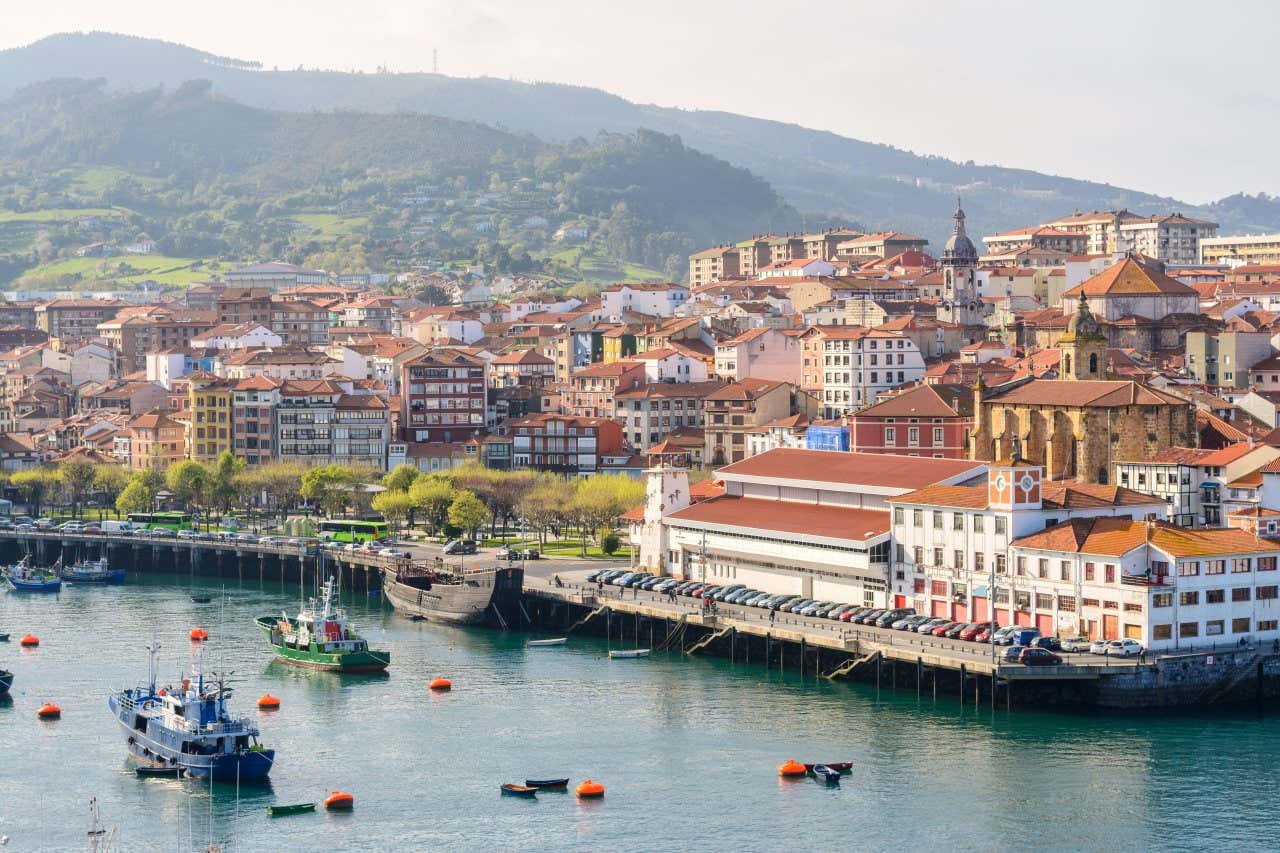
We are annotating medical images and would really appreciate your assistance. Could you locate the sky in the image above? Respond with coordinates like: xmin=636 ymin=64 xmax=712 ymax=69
xmin=1 ymin=0 xmax=1276 ymax=203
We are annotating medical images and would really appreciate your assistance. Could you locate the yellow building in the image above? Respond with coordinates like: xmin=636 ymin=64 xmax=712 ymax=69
xmin=187 ymin=372 xmax=235 ymax=462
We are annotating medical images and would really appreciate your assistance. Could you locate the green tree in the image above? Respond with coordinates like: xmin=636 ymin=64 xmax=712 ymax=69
xmin=382 ymin=464 xmax=420 ymax=494
xmin=447 ymin=490 xmax=488 ymax=538
xmin=409 ymin=476 xmax=455 ymax=534
xmin=517 ymin=476 xmax=575 ymax=545
xmin=209 ymin=451 xmax=245 ymax=515
xmin=93 ymin=464 xmax=130 ymax=516
xmin=566 ymin=282 xmax=599 ymax=303
xmin=301 ymin=464 xmax=357 ymax=517
xmin=166 ymin=460 xmax=211 ymax=521
xmin=59 ymin=459 xmax=97 ymax=518
xmin=238 ymin=462 xmax=307 ymax=523
xmin=601 ymin=532 xmax=621 ymax=556
xmin=11 ymin=467 xmax=58 ymax=517
xmin=116 ymin=477 xmax=153 ymax=517
xmin=371 ymin=490 xmax=414 ymax=530
xmin=573 ymin=474 xmax=645 ymax=555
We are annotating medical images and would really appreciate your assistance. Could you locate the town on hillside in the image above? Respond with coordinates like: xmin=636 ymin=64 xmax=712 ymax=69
xmin=8 ymin=202 xmax=1280 ymax=654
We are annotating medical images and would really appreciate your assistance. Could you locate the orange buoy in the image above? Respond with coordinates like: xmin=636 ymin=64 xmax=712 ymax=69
xmin=575 ymin=779 xmax=605 ymax=799
xmin=36 ymin=702 xmax=61 ymax=719
xmin=189 ymin=628 xmax=208 ymax=641
xmin=257 ymin=693 xmax=281 ymax=710
xmin=428 ymin=677 xmax=452 ymax=691
xmin=20 ymin=634 xmax=39 ymax=647
xmin=324 ymin=790 xmax=354 ymax=810
xmin=778 ymin=759 xmax=806 ymax=778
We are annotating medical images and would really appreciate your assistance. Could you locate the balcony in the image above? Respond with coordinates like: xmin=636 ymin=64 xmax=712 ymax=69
xmin=1121 ymin=574 xmax=1168 ymax=587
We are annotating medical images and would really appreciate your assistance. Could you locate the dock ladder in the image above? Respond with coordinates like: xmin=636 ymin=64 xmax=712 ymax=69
xmin=823 ymin=650 xmax=880 ymax=681
xmin=685 ymin=625 xmax=733 ymax=656
xmin=566 ymin=604 xmax=609 ymax=635
xmin=655 ymin=614 xmax=689 ymax=651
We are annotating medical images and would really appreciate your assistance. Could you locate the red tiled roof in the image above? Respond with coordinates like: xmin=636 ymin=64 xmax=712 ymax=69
xmin=665 ymin=495 xmax=890 ymax=542
xmin=1063 ymin=256 xmax=1198 ymax=298
xmin=716 ymin=447 xmax=984 ymax=490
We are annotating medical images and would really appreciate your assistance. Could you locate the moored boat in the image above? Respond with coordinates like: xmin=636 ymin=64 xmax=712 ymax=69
xmin=525 ymin=778 xmax=569 ymax=789
xmin=501 ymin=784 xmax=538 ymax=797
xmin=382 ymin=564 xmax=523 ymax=626
xmin=608 ymin=649 xmax=650 ymax=659
xmin=107 ymin=637 xmax=275 ymax=782
xmin=0 ymin=669 xmax=12 ymax=696
xmin=268 ymin=803 xmax=316 ymax=817
xmin=255 ymin=576 xmax=389 ymax=673
xmin=811 ymin=764 xmax=841 ymax=784
xmin=527 ymin=638 xmax=567 ymax=647
xmin=3 ymin=557 xmax=61 ymax=592
xmin=60 ymin=558 xmax=125 ymax=585
xmin=135 ymin=765 xmax=184 ymax=778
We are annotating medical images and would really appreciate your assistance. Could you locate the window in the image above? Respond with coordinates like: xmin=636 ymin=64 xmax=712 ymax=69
xmin=913 ymin=546 xmax=923 ymax=565
xmin=1233 ymin=617 xmax=1251 ymax=634
xmin=885 ymin=427 xmax=896 ymax=443
xmin=1233 ymin=588 xmax=1251 ymax=602
xmin=933 ymin=548 xmax=944 ymax=567
xmin=1205 ymin=589 xmax=1225 ymax=604
xmin=893 ymin=507 xmax=903 ymax=524
xmin=1105 ymin=564 xmax=1116 ymax=584
xmin=1180 ymin=622 xmax=1200 ymax=638
xmin=974 ymin=552 xmax=985 ymax=572
xmin=1085 ymin=561 xmax=1095 ymax=581
xmin=1035 ymin=593 xmax=1053 ymax=610
xmin=1232 ymin=558 xmax=1252 ymax=574
xmin=1037 ymin=559 xmax=1048 ymax=579
xmin=952 ymin=513 xmax=964 ymax=531
xmin=1153 ymin=624 xmax=1173 ymax=640
xmin=1260 ymin=557 xmax=1277 ymax=572
xmin=1206 ymin=620 xmax=1225 ymax=636
xmin=995 ymin=554 xmax=1006 ymax=574
xmin=1260 ymin=620 xmax=1279 ymax=631
xmin=1180 ymin=591 xmax=1199 ymax=606
xmin=895 ymin=544 xmax=905 ymax=562
xmin=1179 ymin=561 xmax=1200 ymax=577
xmin=932 ymin=511 xmax=943 ymax=530
xmin=1060 ymin=561 xmax=1071 ymax=582
xmin=1016 ymin=556 xmax=1026 ymax=576
xmin=1206 ymin=560 xmax=1226 ymax=575
xmin=954 ymin=550 xmax=965 ymax=570
xmin=913 ymin=578 xmax=925 ymax=594
xmin=1153 ymin=593 xmax=1173 ymax=608
xmin=931 ymin=580 xmax=947 ymax=596
xmin=1059 ymin=596 xmax=1076 ymax=611
xmin=994 ymin=516 xmax=1007 ymax=535
xmin=1260 ymin=586 xmax=1280 ymax=600
xmin=912 ymin=509 xmax=923 ymax=526
xmin=973 ymin=515 xmax=984 ymax=533
xmin=1103 ymin=600 xmax=1119 ymax=610
xmin=1124 ymin=603 xmax=1143 ymax=613
xmin=933 ymin=427 xmax=944 ymax=444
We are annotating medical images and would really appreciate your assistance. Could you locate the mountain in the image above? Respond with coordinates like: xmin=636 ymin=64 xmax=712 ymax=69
xmin=0 ymin=78 xmax=796 ymax=284
xmin=4 ymin=31 xmax=1280 ymax=245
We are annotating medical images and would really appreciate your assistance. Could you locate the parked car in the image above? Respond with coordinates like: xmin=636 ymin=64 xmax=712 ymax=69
xmin=1003 ymin=646 xmax=1028 ymax=663
xmin=640 ymin=576 xmax=665 ymax=590
xmin=81 ymin=525 xmax=103 ymax=535
xmin=58 ymin=521 xmax=84 ymax=532
xmin=35 ymin=518 xmax=55 ymax=529
xmin=152 ymin=528 xmax=176 ymax=539
xmin=15 ymin=523 xmax=34 ymax=531
xmin=1008 ymin=628 xmax=1042 ymax=647
xmin=1104 ymin=639 xmax=1143 ymax=658
xmin=992 ymin=626 xmax=1024 ymax=645
xmin=857 ymin=610 xmax=887 ymax=625
xmin=0 ymin=519 xmax=14 ymax=530
xmin=1059 ymin=636 xmax=1092 ymax=653
xmin=772 ymin=596 xmax=802 ymax=611
xmin=497 ymin=546 xmax=521 ymax=560
xmin=585 ymin=569 xmax=608 ymax=583
xmin=1019 ymin=647 xmax=1064 ymax=666
xmin=930 ymin=621 xmax=959 ymax=637
xmin=712 ymin=584 xmax=746 ymax=601
xmin=654 ymin=579 xmax=680 ymax=594
xmin=894 ymin=615 xmax=926 ymax=631
xmin=876 ymin=608 xmax=915 ymax=628
xmin=1032 ymin=636 xmax=1063 ymax=652
xmin=974 ymin=624 xmax=1001 ymax=643
xmin=788 ymin=599 xmax=816 ymax=614
xmin=176 ymin=529 xmax=198 ymax=540
xmin=915 ymin=618 xmax=947 ymax=634
xmin=522 ymin=548 xmax=540 ymax=560
xmin=841 ymin=608 xmax=871 ymax=623
xmin=443 ymin=539 xmax=477 ymax=555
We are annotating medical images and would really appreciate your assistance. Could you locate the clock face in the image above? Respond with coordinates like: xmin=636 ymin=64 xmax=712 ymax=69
xmin=1019 ymin=473 xmax=1036 ymax=493
xmin=994 ymin=475 xmax=1008 ymax=492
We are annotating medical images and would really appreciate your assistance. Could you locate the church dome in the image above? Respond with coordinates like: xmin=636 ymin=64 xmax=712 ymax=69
xmin=941 ymin=201 xmax=978 ymax=261
xmin=1062 ymin=294 xmax=1105 ymax=341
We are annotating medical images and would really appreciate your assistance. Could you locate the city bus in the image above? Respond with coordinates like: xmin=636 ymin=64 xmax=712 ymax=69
xmin=318 ymin=519 xmax=391 ymax=544
xmin=127 ymin=512 xmax=196 ymax=531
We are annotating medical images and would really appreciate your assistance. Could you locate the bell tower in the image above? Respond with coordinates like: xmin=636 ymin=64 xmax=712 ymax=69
xmin=637 ymin=443 xmax=690 ymax=576
xmin=938 ymin=199 xmax=982 ymax=338
xmin=1058 ymin=294 xmax=1108 ymax=381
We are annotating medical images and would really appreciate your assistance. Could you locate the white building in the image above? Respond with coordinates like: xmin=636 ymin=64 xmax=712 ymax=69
xmin=807 ymin=327 xmax=926 ymax=417
xmin=631 ymin=348 xmax=708 ymax=383
xmin=1113 ymin=444 xmax=1280 ymax=527
xmin=756 ymin=258 xmax=836 ymax=279
xmin=600 ymin=283 xmax=689 ymax=321
xmin=190 ymin=323 xmax=283 ymax=351
xmin=714 ymin=327 xmax=803 ymax=385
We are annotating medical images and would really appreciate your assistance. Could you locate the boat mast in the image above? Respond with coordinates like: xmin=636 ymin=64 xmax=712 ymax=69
xmin=147 ymin=627 xmax=159 ymax=696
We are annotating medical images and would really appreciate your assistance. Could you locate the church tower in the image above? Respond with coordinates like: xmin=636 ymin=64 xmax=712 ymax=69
xmin=1057 ymin=294 xmax=1108 ymax=381
xmin=938 ymin=199 xmax=982 ymax=338
xmin=637 ymin=442 xmax=690 ymax=575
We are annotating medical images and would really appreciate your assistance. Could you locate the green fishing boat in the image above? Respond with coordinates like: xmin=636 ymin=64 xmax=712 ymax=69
xmin=267 ymin=802 xmax=316 ymax=817
xmin=255 ymin=576 xmax=390 ymax=673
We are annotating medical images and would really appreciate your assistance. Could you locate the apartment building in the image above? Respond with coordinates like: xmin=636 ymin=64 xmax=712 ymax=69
xmin=97 ymin=309 xmax=219 ymax=373
xmin=231 ymin=376 xmax=281 ymax=466
xmin=128 ymin=409 xmax=186 ymax=471
xmin=835 ymin=232 xmax=929 ymax=258
xmin=981 ymin=226 xmax=1088 ymax=255
xmin=219 ymin=347 xmax=338 ymax=381
xmin=714 ymin=327 xmax=803 ymax=384
xmin=600 ymin=284 xmax=689 ymax=320
xmin=216 ymin=288 xmax=273 ymax=326
xmin=689 ymin=245 xmax=742 ymax=287
xmin=1184 ymin=330 xmax=1274 ymax=389
xmin=799 ymin=326 xmax=926 ymax=418
xmin=704 ymin=378 xmax=815 ymax=466
xmin=187 ymin=373 xmax=236 ymax=462
xmin=850 ymin=383 xmax=974 ymax=458
xmin=400 ymin=349 xmax=488 ymax=445
xmin=1202 ymin=233 xmax=1280 ymax=266
xmin=509 ymin=413 xmax=625 ymax=474
xmin=566 ymin=361 xmax=646 ymax=419
xmin=615 ymin=380 xmax=723 ymax=449
xmin=1045 ymin=210 xmax=1217 ymax=264
xmin=35 ymin=299 xmax=123 ymax=344
xmin=276 ymin=380 xmax=390 ymax=468
xmin=270 ymin=299 xmax=330 ymax=346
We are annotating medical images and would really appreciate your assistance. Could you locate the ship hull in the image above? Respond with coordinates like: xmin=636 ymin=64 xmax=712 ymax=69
xmin=61 ymin=569 xmax=126 ymax=585
xmin=382 ymin=566 xmax=523 ymax=626
xmin=254 ymin=617 xmax=390 ymax=672
xmin=109 ymin=693 xmax=274 ymax=782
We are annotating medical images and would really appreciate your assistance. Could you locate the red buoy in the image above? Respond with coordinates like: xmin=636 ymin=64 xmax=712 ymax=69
xmin=257 ymin=693 xmax=281 ymax=710
xmin=189 ymin=627 xmax=208 ymax=641
xmin=428 ymin=677 xmax=452 ymax=691
xmin=575 ymin=779 xmax=605 ymax=799
xmin=20 ymin=634 xmax=39 ymax=647
xmin=324 ymin=790 xmax=354 ymax=810
xmin=37 ymin=702 xmax=61 ymax=719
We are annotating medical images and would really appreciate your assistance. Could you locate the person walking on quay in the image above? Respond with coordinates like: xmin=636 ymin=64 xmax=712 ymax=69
xmin=633 ymin=584 xmax=638 ymax=599
xmin=769 ymin=608 xmax=776 ymax=626
xmin=1138 ymin=649 xmax=1146 ymax=665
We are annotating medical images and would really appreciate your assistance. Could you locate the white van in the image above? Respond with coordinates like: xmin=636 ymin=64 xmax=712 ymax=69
xmin=100 ymin=520 xmax=133 ymax=536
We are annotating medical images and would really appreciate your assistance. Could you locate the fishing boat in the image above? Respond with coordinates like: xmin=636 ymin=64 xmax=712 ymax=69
xmin=382 ymin=563 xmax=523 ymax=626
xmin=60 ymin=558 xmax=125 ymax=585
xmin=267 ymin=803 xmax=316 ymax=817
xmin=3 ymin=557 xmax=61 ymax=592
xmin=107 ymin=636 xmax=275 ymax=782
xmin=527 ymin=638 xmax=567 ymax=647
xmin=0 ymin=669 xmax=12 ymax=696
xmin=254 ymin=576 xmax=390 ymax=673
xmin=525 ymin=778 xmax=569 ymax=790
xmin=135 ymin=765 xmax=184 ymax=778
xmin=811 ymin=764 xmax=841 ymax=784
xmin=608 ymin=649 xmax=651 ymax=659
xmin=500 ymin=784 xmax=538 ymax=798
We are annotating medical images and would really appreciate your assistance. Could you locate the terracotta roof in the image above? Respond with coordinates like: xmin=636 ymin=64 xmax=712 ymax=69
xmin=1063 ymin=256 xmax=1198 ymax=298
xmin=615 ymin=380 xmax=725 ymax=400
xmin=233 ymin=376 xmax=283 ymax=392
xmin=984 ymin=379 xmax=1187 ymax=408
xmin=493 ymin=349 xmax=554 ymax=365
xmin=336 ymin=394 xmax=388 ymax=410
xmin=1014 ymin=517 xmax=1277 ymax=558
xmin=895 ymin=479 xmax=1159 ymax=511
xmin=1198 ymin=443 xmax=1261 ymax=467
xmin=717 ymin=447 xmax=984 ymax=491
xmin=704 ymin=377 xmax=787 ymax=401
xmin=853 ymin=383 xmax=973 ymax=419
xmin=664 ymin=495 xmax=891 ymax=543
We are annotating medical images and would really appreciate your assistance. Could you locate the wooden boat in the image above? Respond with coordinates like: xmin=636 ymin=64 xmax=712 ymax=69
xmin=501 ymin=784 xmax=538 ymax=798
xmin=527 ymin=638 xmax=567 ymax=647
xmin=828 ymin=761 xmax=853 ymax=773
xmin=0 ymin=632 xmax=10 ymax=641
xmin=383 ymin=564 xmax=524 ymax=626
xmin=811 ymin=764 xmax=841 ymax=784
xmin=608 ymin=649 xmax=650 ymax=659
xmin=268 ymin=803 xmax=317 ymax=817
xmin=135 ymin=765 xmax=185 ymax=778
xmin=525 ymin=778 xmax=569 ymax=789
xmin=191 ymin=596 xmax=212 ymax=604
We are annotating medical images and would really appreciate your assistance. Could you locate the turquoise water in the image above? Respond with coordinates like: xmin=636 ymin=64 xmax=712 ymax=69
xmin=1 ymin=575 xmax=1278 ymax=851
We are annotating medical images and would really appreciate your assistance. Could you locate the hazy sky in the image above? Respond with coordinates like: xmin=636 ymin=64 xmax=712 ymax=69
xmin=3 ymin=0 xmax=1277 ymax=202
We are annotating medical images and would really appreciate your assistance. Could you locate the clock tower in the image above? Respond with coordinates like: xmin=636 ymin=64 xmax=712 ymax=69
xmin=938 ymin=199 xmax=983 ymax=339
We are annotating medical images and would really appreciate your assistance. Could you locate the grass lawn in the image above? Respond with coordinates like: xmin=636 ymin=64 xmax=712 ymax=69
xmin=543 ymin=245 xmax=665 ymax=283
xmin=291 ymin=213 xmax=371 ymax=239
xmin=60 ymin=166 xmax=164 ymax=195
xmin=20 ymin=253 xmax=215 ymax=286
xmin=483 ymin=536 xmax=628 ymax=560
xmin=0 ymin=207 xmax=128 ymax=224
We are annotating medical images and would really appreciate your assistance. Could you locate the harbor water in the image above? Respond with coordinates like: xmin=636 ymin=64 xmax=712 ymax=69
xmin=1 ymin=575 xmax=1278 ymax=851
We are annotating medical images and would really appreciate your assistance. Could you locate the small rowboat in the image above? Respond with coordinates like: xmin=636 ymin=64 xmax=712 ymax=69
xmin=827 ymin=761 xmax=853 ymax=773
xmin=136 ymin=765 xmax=184 ymax=778
xmin=525 ymin=778 xmax=569 ymax=789
xmin=501 ymin=784 xmax=538 ymax=798
xmin=0 ymin=632 xmax=9 ymax=641
xmin=268 ymin=803 xmax=317 ymax=817
xmin=608 ymin=649 xmax=650 ymax=659
xmin=527 ymin=638 xmax=567 ymax=647
xmin=811 ymin=764 xmax=841 ymax=784
xmin=190 ymin=596 xmax=212 ymax=604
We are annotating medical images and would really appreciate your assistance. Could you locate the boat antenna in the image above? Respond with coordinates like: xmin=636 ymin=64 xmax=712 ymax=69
xmin=148 ymin=626 xmax=159 ymax=696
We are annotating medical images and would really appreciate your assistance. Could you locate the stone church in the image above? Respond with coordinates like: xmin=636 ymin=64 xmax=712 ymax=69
xmin=970 ymin=297 xmax=1197 ymax=483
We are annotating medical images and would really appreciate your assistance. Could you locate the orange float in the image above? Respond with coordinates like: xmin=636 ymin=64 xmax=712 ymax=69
xmin=324 ymin=790 xmax=354 ymax=810
xmin=36 ymin=702 xmax=61 ymax=719
xmin=257 ymin=693 xmax=281 ymax=710
xmin=189 ymin=628 xmax=209 ymax=641
xmin=575 ymin=779 xmax=605 ymax=799
xmin=778 ymin=759 xmax=806 ymax=778
xmin=428 ymin=677 xmax=452 ymax=691
xmin=20 ymin=634 xmax=39 ymax=647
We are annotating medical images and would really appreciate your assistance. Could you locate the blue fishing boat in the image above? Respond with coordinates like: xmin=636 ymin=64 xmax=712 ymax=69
xmin=0 ymin=669 xmax=12 ymax=696
xmin=60 ymin=558 xmax=125 ymax=585
xmin=3 ymin=557 xmax=61 ymax=592
xmin=107 ymin=636 xmax=275 ymax=782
